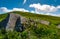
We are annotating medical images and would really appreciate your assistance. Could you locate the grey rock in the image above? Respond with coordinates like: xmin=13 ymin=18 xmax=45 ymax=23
xmin=6 ymin=13 xmax=20 ymax=31
xmin=57 ymin=24 xmax=60 ymax=28
xmin=1 ymin=13 xmax=26 ymax=32
xmin=0 ymin=14 xmax=10 ymax=28
xmin=40 ymin=20 xmax=50 ymax=25
xmin=21 ymin=17 xmax=27 ymax=24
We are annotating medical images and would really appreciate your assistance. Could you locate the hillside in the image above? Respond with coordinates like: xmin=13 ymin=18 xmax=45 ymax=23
xmin=0 ymin=11 xmax=60 ymax=39
xmin=0 ymin=11 xmax=60 ymax=26
xmin=0 ymin=11 xmax=60 ymax=23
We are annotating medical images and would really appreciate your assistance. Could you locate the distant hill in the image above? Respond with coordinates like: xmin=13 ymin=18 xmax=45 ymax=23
xmin=0 ymin=11 xmax=60 ymax=25
xmin=0 ymin=11 xmax=60 ymax=39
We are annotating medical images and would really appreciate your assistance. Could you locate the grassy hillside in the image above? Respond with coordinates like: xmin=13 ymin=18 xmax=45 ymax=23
xmin=10 ymin=11 xmax=60 ymax=26
xmin=0 ymin=13 xmax=8 ymax=22
xmin=0 ymin=11 xmax=60 ymax=39
xmin=0 ymin=11 xmax=60 ymax=24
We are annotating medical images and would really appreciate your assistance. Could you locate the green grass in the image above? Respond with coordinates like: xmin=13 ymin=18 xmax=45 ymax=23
xmin=11 ymin=11 xmax=60 ymax=25
xmin=1 ymin=11 xmax=60 ymax=21
xmin=0 ymin=13 xmax=8 ymax=22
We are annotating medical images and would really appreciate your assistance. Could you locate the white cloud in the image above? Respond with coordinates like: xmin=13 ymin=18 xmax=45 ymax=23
xmin=29 ymin=3 xmax=60 ymax=17
xmin=30 ymin=11 xmax=35 ymax=13
xmin=0 ymin=6 xmax=60 ymax=17
xmin=0 ymin=7 xmax=12 ymax=13
xmin=0 ymin=7 xmax=29 ymax=13
xmin=13 ymin=8 xmax=29 ymax=12
xmin=57 ymin=6 xmax=60 ymax=9
xmin=45 ymin=13 xmax=60 ymax=17
xmin=23 ymin=0 xmax=27 ymax=4
xmin=29 ymin=3 xmax=60 ymax=13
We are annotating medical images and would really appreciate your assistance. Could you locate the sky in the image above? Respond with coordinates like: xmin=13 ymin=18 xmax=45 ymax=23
xmin=0 ymin=0 xmax=60 ymax=17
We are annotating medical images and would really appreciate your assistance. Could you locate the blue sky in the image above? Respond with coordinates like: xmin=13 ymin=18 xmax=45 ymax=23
xmin=0 ymin=0 xmax=60 ymax=16
xmin=0 ymin=0 xmax=60 ymax=9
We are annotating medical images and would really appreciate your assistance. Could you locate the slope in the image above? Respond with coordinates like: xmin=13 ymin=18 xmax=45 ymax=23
xmin=0 ymin=11 xmax=60 ymax=39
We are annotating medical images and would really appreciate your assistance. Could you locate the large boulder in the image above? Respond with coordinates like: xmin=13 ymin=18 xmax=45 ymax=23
xmin=57 ymin=24 xmax=60 ymax=28
xmin=21 ymin=16 xmax=27 ymax=24
xmin=39 ymin=20 xmax=50 ymax=25
xmin=1 ymin=13 xmax=26 ymax=32
xmin=6 ymin=13 xmax=20 ymax=31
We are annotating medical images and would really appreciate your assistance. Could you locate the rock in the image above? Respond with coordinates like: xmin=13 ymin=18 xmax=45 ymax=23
xmin=14 ymin=17 xmax=25 ymax=32
xmin=21 ymin=17 xmax=27 ymax=24
xmin=40 ymin=20 xmax=50 ymax=25
xmin=6 ymin=13 xmax=20 ymax=31
xmin=57 ymin=24 xmax=60 ymax=28
xmin=5 ymin=13 xmax=26 ymax=32
xmin=0 ymin=14 xmax=10 ymax=28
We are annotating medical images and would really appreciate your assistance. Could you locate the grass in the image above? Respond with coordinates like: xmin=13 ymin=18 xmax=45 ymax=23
xmin=11 ymin=11 xmax=60 ymax=25
xmin=0 ymin=13 xmax=8 ymax=22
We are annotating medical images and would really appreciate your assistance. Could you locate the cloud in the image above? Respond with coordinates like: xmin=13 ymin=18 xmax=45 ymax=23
xmin=0 ymin=7 xmax=29 ymax=13
xmin=29 ymin=3 xmax=60 ymax=13
xmin=30 ymin=11 xmax=35 ymax=13
xmin=45 ymin=13 xmax=60 ymax=17
xmin=29 ymin=3 xmax=60 ymax=17
xmin=23 ymin=0 xmax=27 ymax=4
xmin=13 ymin=8 xmax=29 ymax=12
xmin=57 ymin=6 xmax=60 ymax=9
xmin=0 ymin=7 xmax=12 ymax=13
xmin=0 ymin=6 xmax=60 ymax=17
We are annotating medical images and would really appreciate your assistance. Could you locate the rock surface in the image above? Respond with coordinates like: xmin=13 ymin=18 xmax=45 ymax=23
xmin=0 ymin=14 xmax=10 ymax=28
xmin=39 ymin=20 xmax=50 ymax=25
xmin=0 ymin=13 xmax=26 ymax=32
xmin=6 ymin=13 xmax=20 ymax=31
xmin=57 ymin=24 xmax=60 ymax=28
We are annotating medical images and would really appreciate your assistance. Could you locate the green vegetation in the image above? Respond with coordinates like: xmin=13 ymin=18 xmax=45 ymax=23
xmin=11 ymin=11 xmax=60 ymax=25
xmin=0 ymin=13 xmax=8 ymax=22
xmin=0 ymin=11 xmax=60 ymax=39
xmin=0 ymin=24 xmax=60 ymax=39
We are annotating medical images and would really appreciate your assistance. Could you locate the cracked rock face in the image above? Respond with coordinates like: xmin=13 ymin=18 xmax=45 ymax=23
xmin=6 ymin=13 xmax=20 ymax=31
xmin=6 ymin=13 xmax=25 ymax=31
